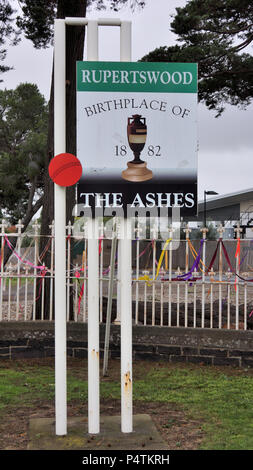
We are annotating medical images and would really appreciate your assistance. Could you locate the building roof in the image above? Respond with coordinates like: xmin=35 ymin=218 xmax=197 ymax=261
xmin=198 ymin=187 xmax=253 ymax=213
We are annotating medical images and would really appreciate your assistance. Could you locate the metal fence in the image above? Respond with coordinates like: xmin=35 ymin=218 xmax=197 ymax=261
xmin=1 ymin=219 xmax=253 ymax=330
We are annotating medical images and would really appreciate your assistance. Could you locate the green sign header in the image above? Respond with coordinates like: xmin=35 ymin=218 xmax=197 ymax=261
xmin=77 ymin=61 xmax=197 ymax=93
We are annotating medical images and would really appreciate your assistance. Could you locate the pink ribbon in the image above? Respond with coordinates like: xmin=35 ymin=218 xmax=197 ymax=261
xmin=35 ymin=269 xmax=47 ymax=301
xmin=4 ymin=235 xmax=47 ymax=272
xmin=137 ymin=241 xmax=152 ymax=259
xmin=2 ymin=235 xmax=47 ymax=304
xmin=99 ymin=236 xmax=103 ymax=255
xmin=0 ymin=238 xmax=5 ymax=285
xmin=78 ymin=282 xmax=85 ymax=315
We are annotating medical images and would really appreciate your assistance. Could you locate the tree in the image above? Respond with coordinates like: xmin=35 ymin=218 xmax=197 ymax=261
xmin=0 ymin=0 xmax=146 ymax=318
xmin=0 ymin=1 xmax=147 ymax=229
xmin=190 ymin=223 xmax=218 ymax=240
xmin=0 ymin=1 xmax=20 ymax=77
xmin=0 ymin=83 xmax=48 ymax=226
xmin=0 ymin=83 xmax=48 ymax=267
xmin=141 ymin=0 xmax=253 ymax=116
xmin=21 ymin=0 xmax=88 ymax=320
xmin=6 ymin=0 xmax=146 ymax=231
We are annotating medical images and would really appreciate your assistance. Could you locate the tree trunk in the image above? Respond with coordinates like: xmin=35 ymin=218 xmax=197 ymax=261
xmin=37 ymin=0 xmax=87 ymax=319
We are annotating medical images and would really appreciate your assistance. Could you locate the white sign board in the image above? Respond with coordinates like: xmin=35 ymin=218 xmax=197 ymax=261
xmin=77 ymin=61 xmax=198 ymax=216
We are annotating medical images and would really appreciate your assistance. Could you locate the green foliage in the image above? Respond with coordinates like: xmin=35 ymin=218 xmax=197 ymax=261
xmin=16 ymin=0 xmax=58 ymax=49
xmin=141 ymin=0 xmax=253 ymax=116
xmin=0 ymin=1 xmax=146 ymax=76
xmin=0 ymin=1 xmax=20 ymax=77
xmin=206 ymin=223 xmax=218 ymax=240
xmin=0 ymin=83 xmax=48 ymax=223
xmin=180 ymin=228 xmax=186 ymax=240
xmin=190 ymin=223 xmax=218 ymax=240
xmin=11 ymin=0 xmax=145 ymax=50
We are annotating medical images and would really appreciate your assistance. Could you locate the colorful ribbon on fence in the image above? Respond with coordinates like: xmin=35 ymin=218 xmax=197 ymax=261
xmin=137 ymin=241 xmax=152 ymax=260
xmin=35 ymin=268 xmax=47 ymax=301
xmin=138 ymin=238 xmax=204 ymax=285
xmin=239 ymin=247 xmax=250 ymax=268
xmin=221 ymin=240 xmax=253 ymax=282
xmin=234 ymin=238 xmax=240 ymax=291
xmin=4 ymin=235 xmax=48 ymax=273
xmin=77 ymin=238 xmax=152 ymax=313
xmin=1 ymin=235 xmax=48 ymax=305
xmin=187 ymin=238 xmax=225 ymax=276
xmin=99 ymin=236 xmax=103 ymax=255
xmin=137 ymin=238 xmax=172 ymax=285
xmin=187 ymin=239 xmax=209 ymax=273
xmin=78 ymin=282 xmax=85 ymax=315
xmin=0 ymin=238 xmax=5 ymax=286
xmin=38 ymin=238 xmax=51 ymax=264
xmin=189 ymin=237 xmax=253 ymax=283
xmin=177 ymin=239 xmax=204 ymax=281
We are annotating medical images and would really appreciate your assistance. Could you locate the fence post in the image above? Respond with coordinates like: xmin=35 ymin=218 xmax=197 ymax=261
xmin=116 ymin=226 xmax=121 ymax=325
xmin=49 ymin=221 xmax=55 ymax=321
xmin=99 ymin=220 xmax=104 ymax=323
xmin=226 ymin=270 xmax=232 ymax=329
xmin=200 ymin=227 xmax=208 ymax=328
xmin=151 ymin=221 xmax=158 ymax=326
xmin=83 ymin=220 xmax=88 ymax=323
xmin=103 ymin=219 xmax=117 ymax=376
xmin=15 ymin=220 xmax=24 ymax=321
xmin=0 ymin=220 xmax=7 ymax=322
xmin=184 ymin=225 xmax=191 ymax=327
xmin=234 ymin=223 xmax=242 ymax=330
xmin=135 ymin=221 xmax=141 ymax=325
xmin=217 ymin=225 xmax=225 ymax=328
xmin=208 ymin=267 xmax=215 ymax=328
xmin=32 ymin=220 xmax=40 ymax=321
xmin=168 ymin=225 xmax=173 ymax=327
xmin=66 ymin=221 xmax=72 ymax=322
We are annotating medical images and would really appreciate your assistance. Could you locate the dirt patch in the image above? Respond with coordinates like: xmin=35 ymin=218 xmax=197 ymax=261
xmin=0 ymin=400 xmax=204 ymax=451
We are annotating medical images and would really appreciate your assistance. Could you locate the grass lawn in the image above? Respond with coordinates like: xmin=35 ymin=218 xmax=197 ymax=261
xmin=0 ymin=358 xmax=253 ymax=450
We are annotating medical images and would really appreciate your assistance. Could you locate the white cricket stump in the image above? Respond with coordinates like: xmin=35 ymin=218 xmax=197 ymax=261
xmin=120 ymin=217 xmax=133 ymax=433
xmin=53 ymin=16 xmax=133 ymax=437
xmin=87 ymin=217 xmax=100 ymax=434
xmin=54 ymin=18 xmax=67 ymax=436
xmin=119 ymin=21 xmax=133 ymax=432
xmin=54 ymin=185 xmax=67 ymax=436
xmin=115 ymin=241 xmax=121 ymax=324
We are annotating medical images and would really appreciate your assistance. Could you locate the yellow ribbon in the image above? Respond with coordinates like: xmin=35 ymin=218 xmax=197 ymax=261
xmin=138 ymin=238 xmax=172 ymax=286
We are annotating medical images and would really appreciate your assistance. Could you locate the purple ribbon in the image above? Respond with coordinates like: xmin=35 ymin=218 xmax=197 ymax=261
xmin=240 ymin=239 xmax=253 ymax=267
xmin=176 ymin=239 xmax=204 ymax=281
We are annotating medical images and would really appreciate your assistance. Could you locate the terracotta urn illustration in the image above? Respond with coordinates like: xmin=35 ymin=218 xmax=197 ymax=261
xmin=122 ymin=114 xmax=153 ymax=182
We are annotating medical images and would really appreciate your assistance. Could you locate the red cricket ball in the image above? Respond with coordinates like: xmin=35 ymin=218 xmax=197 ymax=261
xmin=48 ymin=153 xmax=83 ymax=187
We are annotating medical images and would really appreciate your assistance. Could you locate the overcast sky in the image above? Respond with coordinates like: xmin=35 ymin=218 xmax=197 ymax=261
xmin=1 ymin=0 xmax=253 ymax=201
